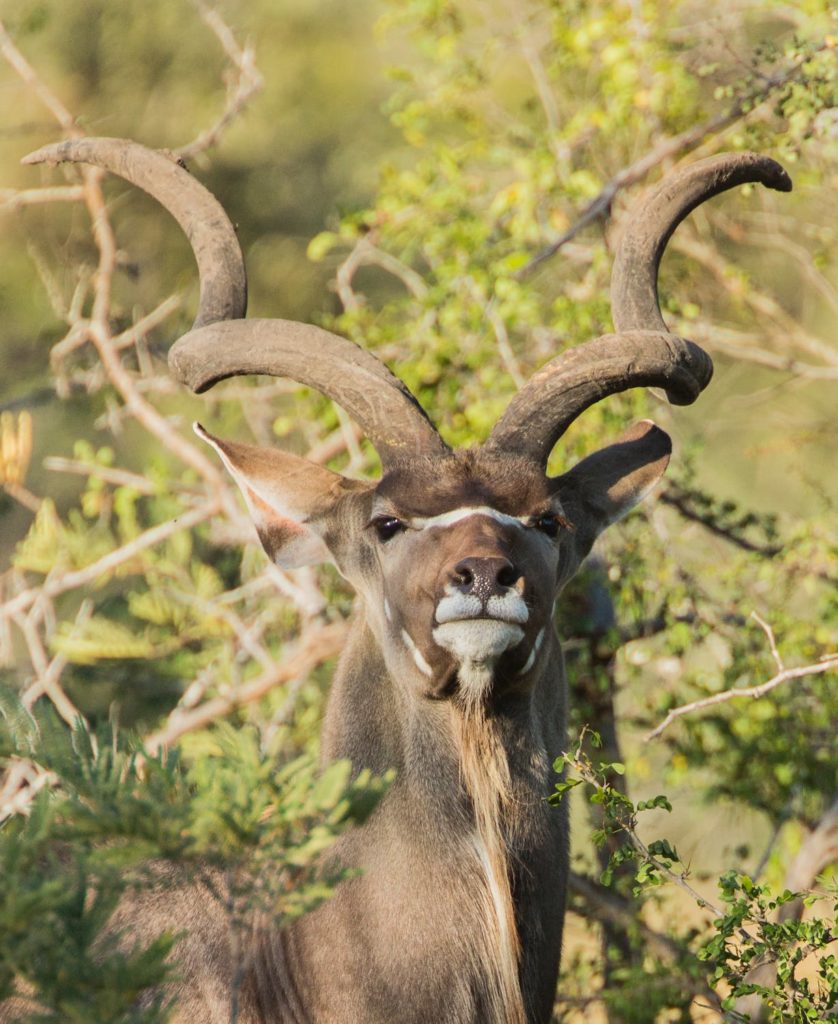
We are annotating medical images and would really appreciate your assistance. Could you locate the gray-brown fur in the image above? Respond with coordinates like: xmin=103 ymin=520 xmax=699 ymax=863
xmin=15 ymin=138 xmax=792 ymax=1023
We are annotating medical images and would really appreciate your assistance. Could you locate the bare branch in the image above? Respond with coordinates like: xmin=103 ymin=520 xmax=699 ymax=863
xmin=519 ymin=45 xmax=827 ymax=276
xmin=0 ymin=185 xmax=85 ymax=211
xmin=143 ymin=620 xmax=348 ymax=754
xmin=43 ymin=456 xmax=162 ymax=494
xmin=685 ymin=324 xmax=838 ymax=381
xmin=0 ymin=20 xmax=78 ymax=132
xmin=659 ymin=489 xmax=782 ymax=557
xmin=0 ymin=500 xmax=220 ymax=623
xmin=646 ymin=654 xmax=838 ymax=741
xmin=0 ymin=762 xmax=57 ymax=822
xmin=20 ymin=600 xmax=93 ymax=728
xmin=750 ymin=611 xmax=783 ymax=673
xmin=175 ymin=0 xmax=264 ymax=161
xmin=112 ymin=295 xmax=182 ymax=351
xmin=77 ymin=166 xmax=234 ymax=506
xmin=671 ymin=232 xmax=838 ymax=369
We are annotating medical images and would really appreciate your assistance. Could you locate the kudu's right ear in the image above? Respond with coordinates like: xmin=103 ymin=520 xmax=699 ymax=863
xmin=195 ymin=424 xmax=348 ymax=569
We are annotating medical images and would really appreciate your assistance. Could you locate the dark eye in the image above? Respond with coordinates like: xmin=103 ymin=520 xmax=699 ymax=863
xmin=532 ymin=513 xmax=563 ymax=538
xmin=371 ymin=515 xmax=406 ymax=542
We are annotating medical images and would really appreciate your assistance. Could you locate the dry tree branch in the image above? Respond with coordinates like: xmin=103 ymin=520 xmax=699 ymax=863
xmin=671 ymin=232 xmax=838 ymax=369
xmin=715 ymin=214 xmax=838 ymax=320
xmin=684 ymin=324 xmax=838 ymax=381
xmin=646 ymin=613 xmax=838 ymax=741
xmin=0 ymin=762 xmax=57 ymax=822
xmin=143 ymin=620 xmax=348 ymax=754
xmin=0 ymin=500 xmax=220 ymax=623
xmin=1 ymin=21 xmax=240 ymax=511
xmin=43 ymin=457 xmax=163 ymax=494
xmin=462 ymin=278 xmax=525 ymax=388
xmin=0 ymin=185 xmax=85 ymax=211
xmin=519 ymin=43 xmax=829 ymax=276
xmin=647 ymin=658 xmax=838 ymax=741
xmin=0 ymin=20 xmax=78 ymax=134
xmin=19 ymin=600 xmax=93 ymax=728
xmin=176 ymin=0 xmax=264 ymax=161
xmin=112 ymin=294 xmax=182 ymax=351
xmin=658 ymin=489 xmax=783 ymax=557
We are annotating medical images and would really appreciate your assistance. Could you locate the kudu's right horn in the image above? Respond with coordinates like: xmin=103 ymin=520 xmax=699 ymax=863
xmin=24 ymin=137 xmax=449 ymax=466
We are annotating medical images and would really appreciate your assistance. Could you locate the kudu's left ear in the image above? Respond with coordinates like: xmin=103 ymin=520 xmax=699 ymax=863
xmin=554 ymin=419 xmax=671 ymax=560
xmin=195 ymin=424 xmax=349 ymax=569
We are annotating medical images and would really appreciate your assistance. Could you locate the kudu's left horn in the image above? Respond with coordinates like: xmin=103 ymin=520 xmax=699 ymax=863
xmin=486 ymin=152 xmax=792 ymax=467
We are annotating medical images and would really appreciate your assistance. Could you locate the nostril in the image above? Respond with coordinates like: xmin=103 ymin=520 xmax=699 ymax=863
xmin=497 ymin=562 xmax=520 ymax=588
xmin=453 ymin=561 xmax=474 ymax=589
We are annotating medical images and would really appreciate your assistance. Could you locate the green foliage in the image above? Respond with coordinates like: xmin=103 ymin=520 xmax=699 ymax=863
xmin=557 ymin=734 xmax=838 ymax=1022
xmin=702 ymin=872 xmax=838 ymax=1023
xmin=0 ymin=697 xmax=388 ymax=1019
xmin=0 ymin=0 xmax=835 ymax=1021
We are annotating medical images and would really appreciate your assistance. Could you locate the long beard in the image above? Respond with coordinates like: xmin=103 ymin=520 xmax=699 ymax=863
xmin=453 ymin=662 xmax=526 ymax=1024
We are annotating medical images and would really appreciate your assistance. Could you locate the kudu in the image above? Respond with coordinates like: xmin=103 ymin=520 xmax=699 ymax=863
xmin=21 ymin=139 xmax=790 ymax=1024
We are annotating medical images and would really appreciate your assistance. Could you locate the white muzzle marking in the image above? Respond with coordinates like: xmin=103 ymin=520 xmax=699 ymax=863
xmin=433 ymin=620 xmax=524 ymax=664
xmin=436 ymin=590 xmax=529 ymax=626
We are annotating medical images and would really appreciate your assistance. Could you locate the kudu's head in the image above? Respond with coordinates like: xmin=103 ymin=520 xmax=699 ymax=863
xmin=25 ymin=140 xmax=791 ymax=707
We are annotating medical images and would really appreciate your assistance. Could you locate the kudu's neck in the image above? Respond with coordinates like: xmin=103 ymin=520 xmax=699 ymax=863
xmin=320 ymin=608 xmax=563 ymax=785
xmin=319 ymin=608 xmax=566 ymax=1024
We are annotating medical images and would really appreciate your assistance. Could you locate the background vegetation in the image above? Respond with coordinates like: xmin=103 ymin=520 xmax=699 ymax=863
xmin=0 ymin=1 xmax=835 ymax=1021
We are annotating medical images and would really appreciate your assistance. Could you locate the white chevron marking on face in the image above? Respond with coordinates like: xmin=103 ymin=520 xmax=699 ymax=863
xmin=411 ymin=506 xmax=528 ymax=531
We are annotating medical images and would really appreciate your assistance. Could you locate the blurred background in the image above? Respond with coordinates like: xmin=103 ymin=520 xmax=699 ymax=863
xmin=0 ymin=1 xmax=835 ymax=1020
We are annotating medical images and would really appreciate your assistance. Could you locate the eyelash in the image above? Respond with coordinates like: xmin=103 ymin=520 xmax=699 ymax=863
xmin=530 ymin=513 xmax=571 ymax=537
xmin=370 ymin=515 xmax=406 ymax=542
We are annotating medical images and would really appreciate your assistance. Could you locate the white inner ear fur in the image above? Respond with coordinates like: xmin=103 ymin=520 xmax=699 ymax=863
xmin=194 ymin=423 xmax=332 ymax=568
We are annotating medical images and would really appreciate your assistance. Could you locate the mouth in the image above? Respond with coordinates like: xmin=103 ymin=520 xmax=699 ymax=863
xmin=435 ymin=591 xmax=529 ymax=627
xmin=432 ymin=618 xmax=525 ymax=663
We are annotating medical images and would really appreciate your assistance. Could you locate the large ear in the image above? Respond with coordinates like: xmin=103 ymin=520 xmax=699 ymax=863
xmin=554 ymin=420 xmax=671 ymax=567
xmin=195 ymin=424 xmax=351 ymax=569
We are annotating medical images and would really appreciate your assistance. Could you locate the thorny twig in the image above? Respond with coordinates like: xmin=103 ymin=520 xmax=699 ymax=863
xmin=0 ymin=184 xmax=85 ymax=211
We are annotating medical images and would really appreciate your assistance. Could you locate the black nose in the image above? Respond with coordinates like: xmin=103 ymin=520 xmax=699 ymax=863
xmin=451 ymin=556 xmax=521 ymax=599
